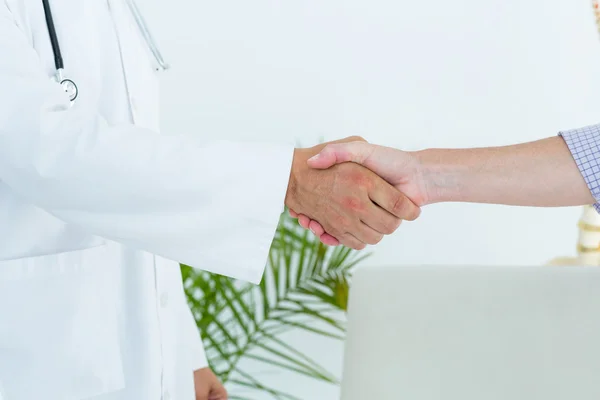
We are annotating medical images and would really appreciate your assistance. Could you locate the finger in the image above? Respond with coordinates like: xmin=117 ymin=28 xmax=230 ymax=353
xmin=319 ymin=233 xmax=340 ymax=246
xmin=289 ymin=209 xmax=299 ymax=218
xmin=296 ymin=215 xmax=339 ymax=245
xmin=348 ymin=221 xmax=384 ymax=246
xmin=360 ymin=203 xmax=402 ymax=235
xmin=297 ymin=214 xmax=325 ymax=237
xmin=338 ymin=232 xmax=367 ymax=250
xmin=369 ymin=181 xmax=421 ymax=221
xmin=307 ymin=142 xmax=373 ymax=169
xmin=308 ymin=219 xmax=325 ymax=236
xmin=298 ymin=214 xmax=311 ymax=229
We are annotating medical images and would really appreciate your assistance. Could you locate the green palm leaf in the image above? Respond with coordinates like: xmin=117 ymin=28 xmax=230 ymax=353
xmin=181 ymin=210 xmax=369 ymax=399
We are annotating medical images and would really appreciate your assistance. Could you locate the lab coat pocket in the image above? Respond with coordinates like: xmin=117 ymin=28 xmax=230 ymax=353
xmin=0 ymin=246 xmax=124 ymax=399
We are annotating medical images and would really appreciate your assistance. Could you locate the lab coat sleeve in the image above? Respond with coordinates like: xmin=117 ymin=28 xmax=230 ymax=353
xmin=0 ymin=5 xmax=292 ymax=284
xmin=181 ymin=300 xmax=209 ymax=371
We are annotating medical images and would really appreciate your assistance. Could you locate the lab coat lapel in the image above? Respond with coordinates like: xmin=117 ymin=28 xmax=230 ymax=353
xmin=106 ymin=0 xmax=161 ymax=131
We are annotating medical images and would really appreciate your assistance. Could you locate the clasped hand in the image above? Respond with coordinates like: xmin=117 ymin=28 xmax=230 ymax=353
xmin=285 ymin=137 xmax=421 ymax=250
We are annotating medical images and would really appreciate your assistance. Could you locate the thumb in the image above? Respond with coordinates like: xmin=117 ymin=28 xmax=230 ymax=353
xmin=307 ymin=142 xmax=371 ymax=169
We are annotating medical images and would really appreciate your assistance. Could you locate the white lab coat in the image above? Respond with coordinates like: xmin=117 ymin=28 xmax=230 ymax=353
xmin=0 ymin=0 xmax=293 ymax=399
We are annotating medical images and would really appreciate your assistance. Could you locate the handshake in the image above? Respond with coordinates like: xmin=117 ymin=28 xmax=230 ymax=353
xmin=285 ymin=136 xmax=427 ymax=250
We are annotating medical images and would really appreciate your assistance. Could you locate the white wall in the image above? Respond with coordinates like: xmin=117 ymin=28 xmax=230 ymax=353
xmin=141 ymin=0 xmax=600 ymax=398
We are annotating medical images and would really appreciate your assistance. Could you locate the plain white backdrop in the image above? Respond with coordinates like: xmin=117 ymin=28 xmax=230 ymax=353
xmin=139 ymin=0 xmax=600 ymax=398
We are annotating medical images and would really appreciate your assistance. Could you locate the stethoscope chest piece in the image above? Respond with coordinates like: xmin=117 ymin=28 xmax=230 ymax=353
xmin=60 ymin=78 xmax=78 ymax=102
xmin=43 ymin=0 xmax=79 ymax=103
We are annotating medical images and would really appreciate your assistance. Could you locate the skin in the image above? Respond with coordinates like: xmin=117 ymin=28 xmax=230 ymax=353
xmin=194 ymin=367 xmax=228 ymax=400
xmin=291 ymin=137 xmax=595 ymax=245
xmin=285 ymin=137 xmax=421 ymax=250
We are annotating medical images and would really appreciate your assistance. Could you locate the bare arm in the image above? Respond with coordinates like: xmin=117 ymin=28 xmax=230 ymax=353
xmin=413 ymin=136 xmax=594 ymax=206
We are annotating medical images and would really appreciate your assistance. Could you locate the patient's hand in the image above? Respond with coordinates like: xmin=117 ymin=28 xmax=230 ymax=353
xmin=289 ymin=142 xmax=426 ymax=246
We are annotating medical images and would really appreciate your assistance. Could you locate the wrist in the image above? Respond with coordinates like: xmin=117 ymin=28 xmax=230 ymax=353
xmin=411 ymin=148 xmax=466 ymax=204
xmin=285 ymin=148 xmax=307 ymax=211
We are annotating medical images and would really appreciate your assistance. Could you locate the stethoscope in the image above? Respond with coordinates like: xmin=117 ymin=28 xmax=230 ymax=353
xmin=41 ymin=0 xmax=169 ymax=103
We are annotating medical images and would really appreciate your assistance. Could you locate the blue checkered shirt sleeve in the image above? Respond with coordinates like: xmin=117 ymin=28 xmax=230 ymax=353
xmin=560 ymin=124 xmax=600 ymax=212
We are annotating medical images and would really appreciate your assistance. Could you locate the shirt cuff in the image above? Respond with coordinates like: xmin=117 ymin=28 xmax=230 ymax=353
xmin=559 ymin=124 xmax=600 ymax=213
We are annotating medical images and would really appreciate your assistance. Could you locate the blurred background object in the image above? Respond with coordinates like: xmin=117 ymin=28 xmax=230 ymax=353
xmin=548 ymin=205 xmax=600 ymax=266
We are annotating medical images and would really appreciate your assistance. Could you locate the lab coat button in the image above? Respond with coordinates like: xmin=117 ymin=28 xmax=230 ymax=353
xmin=163 ymin=390 xmax=171 ymax=400
xmin=160 ymin=292 xmax=169 ymax=307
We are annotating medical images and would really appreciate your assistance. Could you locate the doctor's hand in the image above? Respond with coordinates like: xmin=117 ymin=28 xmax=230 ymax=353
xmin=289 ymin=142 xmax=426 ymax=246
xmin=285 ymin=138 xmax=420 ymax=250
xmin=194 ymin=367 xmax=228 ymax=400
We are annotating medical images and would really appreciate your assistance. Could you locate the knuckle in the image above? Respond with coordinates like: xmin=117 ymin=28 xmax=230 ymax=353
xmin=362 ymin=176 xmax=374 ymax=191
xmin=347 ymin=169 xmax=366 ymax=185
xmin=391 ymin=194 xmax=408 ymax=215
xmin=342 ymin=196 xmax=366 ymax=213
xmin=350 ymin=173 xmax=373 ymax=192
xmin=335 ymin=214 xmax=351 ymax=230
xmin=348 ymin=135 xmax=366 ymax=143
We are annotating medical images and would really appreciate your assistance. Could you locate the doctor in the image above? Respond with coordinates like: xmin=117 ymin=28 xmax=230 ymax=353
xmin=0 ymin=0 xmax=421 ymax=399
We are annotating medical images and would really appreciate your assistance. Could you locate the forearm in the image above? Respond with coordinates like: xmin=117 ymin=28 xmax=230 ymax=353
xmin=413 ymin=136 xmax=595 ymax=207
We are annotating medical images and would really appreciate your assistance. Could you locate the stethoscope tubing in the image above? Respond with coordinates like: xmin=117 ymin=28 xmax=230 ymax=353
xmin=41 ymin=0 xmax=64 ymax=71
